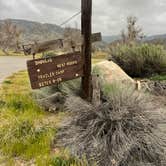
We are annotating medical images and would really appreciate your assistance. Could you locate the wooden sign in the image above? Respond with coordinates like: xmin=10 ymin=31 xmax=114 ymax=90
xmin=23 ymin=33 xmax=101 ymax=56
xmin=27 ymin=52 xmax=83 ymax=89
xmin=91 ymin=32 xmax=102 ymax=43
xmin=23 ymin=39 xmax=63 ymax=55
xmin=25 ymin=0 xmax=96 ymax=101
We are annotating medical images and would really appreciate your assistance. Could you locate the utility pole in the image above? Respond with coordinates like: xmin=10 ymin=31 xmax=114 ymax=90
xmin=81 ymin=0 xmax=92 ymax=101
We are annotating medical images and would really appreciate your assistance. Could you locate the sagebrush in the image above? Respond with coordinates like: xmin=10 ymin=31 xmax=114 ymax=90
xmin=58 ymin=84 xmax=166 ymax=166
xmin=110 ymin=43 xmax=166 ymax=77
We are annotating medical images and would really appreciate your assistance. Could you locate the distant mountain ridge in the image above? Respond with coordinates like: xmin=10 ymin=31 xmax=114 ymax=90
xmin=144 ymin=34 xmax=166 ymax=41
xmin=103 ymin=34 xmax=166 ymax=43
xmin=1 ymin=19 xmax=166 ymax=45
xmin=0 ymin=19 xmax=63 ymax=44
xmin=102 ymin=35 xmax=121 ymax=43
xmin=0 ymin=19 xmax=117 ymax=44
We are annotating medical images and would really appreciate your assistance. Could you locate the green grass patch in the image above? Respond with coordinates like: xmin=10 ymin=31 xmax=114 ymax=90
xmin=0 ymin=119 xmax=55 ymax=159
xmin=0 ymin=71 xmax=75 ymax=165
xmin=150 ymin=74 xmax=166 ymax=81
xmin=0 ymin=49 xmax=42 ymax=58
xmin=3 ymin=80 xmax=12 ymax=84
xmin=0 ymin=49 xmax=25 ymax=56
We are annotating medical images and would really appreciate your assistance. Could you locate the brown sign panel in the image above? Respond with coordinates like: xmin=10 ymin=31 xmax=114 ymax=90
xmin=27 ymin=52 xmax=83 ymax=89
xmin=91 ymin=32 xmax=102 ymax=43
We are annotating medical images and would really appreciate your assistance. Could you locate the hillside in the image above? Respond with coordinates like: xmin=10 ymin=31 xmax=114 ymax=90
xmin=0 ymin=19 xmax=63 ymax=44
xmin=102 ymin=35 xmax=121 ymax=43
xmin=1 ymin=19 xmax=166 ymax=46
xmin=0 ymin=19 xmax=123 ymax=44
xmin=144 ymin=34 xmax=166 ymax=41
xmin=104 ymin=34 xmax=166 ymax=45
xmin=143 ymin=34 xmax=166 ymax=47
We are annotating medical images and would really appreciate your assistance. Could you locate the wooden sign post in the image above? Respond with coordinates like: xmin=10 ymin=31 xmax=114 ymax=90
xmin=26 ymin=0 xmax=98 ymax=102
xmin=81 ymin=0 xmax=92 ymax=101
xmin=27 ymin=52 xmax=83 ymax=89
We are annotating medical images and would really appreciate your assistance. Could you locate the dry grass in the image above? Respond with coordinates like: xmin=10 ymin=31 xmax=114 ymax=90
xmin=58 ymin=84 xmax=166 ymax=166
xmin=93 ymin=51 xmax=108 ymax=59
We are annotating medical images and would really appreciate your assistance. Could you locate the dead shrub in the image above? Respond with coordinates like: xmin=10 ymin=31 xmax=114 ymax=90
xmin=57 ymin=85 xmax=166 ymax=166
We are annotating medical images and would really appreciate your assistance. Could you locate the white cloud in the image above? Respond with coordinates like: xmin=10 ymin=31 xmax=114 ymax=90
xmin=22 ymin=0 xmax=41 ymax=14
xmin=0 ymin=0 xmax=166 ymax=35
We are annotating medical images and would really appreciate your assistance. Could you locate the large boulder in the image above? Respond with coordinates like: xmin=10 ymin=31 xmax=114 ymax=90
xmin=93 ymin=60 xmax=135 ymax=85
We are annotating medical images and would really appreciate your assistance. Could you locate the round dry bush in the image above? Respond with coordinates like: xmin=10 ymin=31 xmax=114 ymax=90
xmin=57 ymin=85 xmax=166 ymax=166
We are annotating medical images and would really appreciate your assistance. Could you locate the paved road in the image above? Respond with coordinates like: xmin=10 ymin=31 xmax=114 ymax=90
xmin=0 ymin=56 xmax=29 ymax=83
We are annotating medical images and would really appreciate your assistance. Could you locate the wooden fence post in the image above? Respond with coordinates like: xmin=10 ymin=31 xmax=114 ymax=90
xmin=92 ymin=75 xmax=101 ymax=106
xmin=81 ymin=0 xmax=92 ymax=101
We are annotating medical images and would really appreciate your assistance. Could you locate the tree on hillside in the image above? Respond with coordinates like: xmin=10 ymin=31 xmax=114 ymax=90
xmin=63 ymin=26 xmax=82 ymax=52
xmin=14 ymin=27 xmax=22 ymax=53
xmin=121 ymin=29 xmax=127 ymax=43
xmin=0 ymin=20 xmax=22 ymax=55
xmin=121 ymin=16 xmax=145 ymax=43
